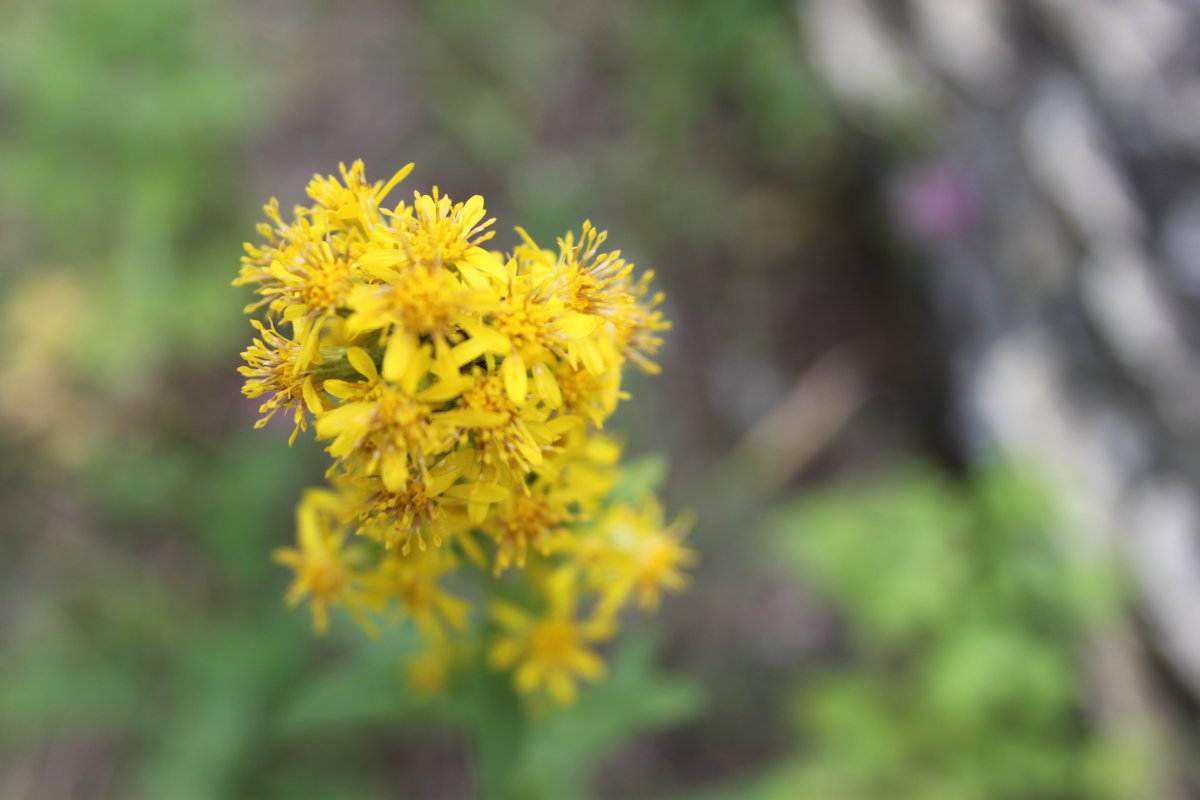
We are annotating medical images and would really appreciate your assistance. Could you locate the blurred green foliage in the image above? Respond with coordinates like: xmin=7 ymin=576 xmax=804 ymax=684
xmin=714 ymin=464 xmax=1145 ymax=800
xmin=0 ymin=0 xmax=254 ymax=380
xmin=414 ymin=0 xmax=830 ymax=258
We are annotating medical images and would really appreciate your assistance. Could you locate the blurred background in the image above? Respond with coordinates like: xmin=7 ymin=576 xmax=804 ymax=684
xmin=2 ymin=0 xmax=1199 ymax=797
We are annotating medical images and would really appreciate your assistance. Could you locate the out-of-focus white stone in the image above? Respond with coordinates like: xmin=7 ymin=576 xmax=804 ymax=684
xmin=1023 ymin=79 xmax=1141 ymax=243
xmin=1081 ymin=245 xmax=1200 ymax=434
xmin=911 ymin=0 xmax=1014 ymax=98
xmin=1127 ymin=481 xmax=1200 ymax=699
xmin=803 ymin=0 xmax=932 ymax=115
xmin=1033 ymin=0 xmax=1185 ymax=111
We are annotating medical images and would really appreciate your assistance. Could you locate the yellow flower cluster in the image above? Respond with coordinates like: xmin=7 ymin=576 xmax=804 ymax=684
xmin=236 ymin=161 xmax=694 ymax=705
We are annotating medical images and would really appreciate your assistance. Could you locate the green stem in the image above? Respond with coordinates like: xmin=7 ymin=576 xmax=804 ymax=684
xmin=471 ymin=576 xmax=529 ymax=800
xmin=472 ymin=664 xmax=528 ymax=800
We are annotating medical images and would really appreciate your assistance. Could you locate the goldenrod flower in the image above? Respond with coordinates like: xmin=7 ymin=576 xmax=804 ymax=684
xmin=239 ymin=319 xmax=322 ymax=444
xmin=447 ymin=371 xmax=556 ymax=478
xmin=347 ymin=450 xmax=474 ymax=553
xmin=488 ymin=570 xmax=610 ymax=705
xmin=344 ymin=263 xmax=492 ymax=361
xmin=374 ymin=548 xmax=470 ymax=638
xmin=238 ymin=161 xmax=691 ymax=706
xmin=489 ymin=491 xmax=569 ymax=574
xmin=388 ymin=188 xmax=496 ymax=269
xmin=553 ymin=361 xmax=624 ymax=427
xmin=273 ymin=488 xmax=383 ymax=635
xmin=306 ymin=159 xmax=410 ymax=227
xmin=604 ymin=500 xmax=697 ymax=610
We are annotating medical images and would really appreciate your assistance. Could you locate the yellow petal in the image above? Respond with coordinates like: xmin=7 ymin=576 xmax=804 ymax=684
xmin=346 ymin=347 xmax=378 ymax=382
xmin=400 ymin=343 xmax=432 ymax=395
xmin=269 ymin=260 xmax=293 ymax=282
xmin=315 ymin=401 xmax=372 ymax=440
xmin=516 ymin=662 xmax=544 ymax=694
xmin=450 ymin=326 xmax=509 ymax=366
xmin=443 ymin=482 xmax=509 ymax=502
xmin=546 ymin=415 xmax=583 ymax=435
xmin=418 ymin=375 xmax=473 ymax=403
xmin=427 ymin=468 xmax=462 ymax=497
xmin=468 ymin=324 xmax=511 ymax=354
xmin=297 ymin=321 xmax=321 ymax=368
xmin=468 ymin=499 xmax=489 ymax=525
xmin=450 ymin=337 xmax=489 ymax=367
xmin=383 ymin=332 xmax=416 ymax=381
xmin=322 ymin=379 xmax=362 ymax=400
xmin=381 ymin=449 xmax=409 ymax=492
xmin=577 ymin=338 xmax=605 ymax=375
xmin=437 ymin=409 xmax=507 ymax=428
xmin=376 ymin=163 xmax=414 ymax=202
xmin=357 ymin=249 xmax=408 ymax=271
xmin=553 ymin=313 xmax=602 ymax=339
xmin=302 ymin=376 xmax=324 ymax=414
xmin=532 ymin=365 xmax=562 ymax=408
xmin=462 ymin=247 xmax=506 ymax=279
xmin=489 ymin=600 xmax=531 ymax=630
xmin=488 ymin=637 xmax=524 ymax=668
xmin=513 ymin=226 xmax=540 ymax=251
xmin=567 ymin=647 xmax=606 ymax=679
xmin=502 ymin=353 xmax=527 ymax=405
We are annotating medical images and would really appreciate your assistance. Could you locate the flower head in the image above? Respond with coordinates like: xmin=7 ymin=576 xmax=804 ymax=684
xmin=273 ymin=487 xmax=383 ymax=635
xmin=238 ymin=161 xmax=690 ymax=706
xmin=488 ymin=570 xmax=610 ymax=705
xmin=239 ymin=319 xmax=322 ymax=444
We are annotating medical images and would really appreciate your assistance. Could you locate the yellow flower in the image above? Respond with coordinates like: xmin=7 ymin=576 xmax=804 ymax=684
xmin=483 ymin=436 xmax=619 ymax=574
xmin=493 ymin=291 xmax=557 ymax=365
xmin=305 ymin=160 xmax=412 ymax=226
xmin=517 ymin=221 xmax=668 ymax=373
xmin=347 ymin=449 xmax=476 ymax=554
xmin=235 ymin=161 xmax=414 ymax=367
xmin=273 ymin=488 xmax=382 ymax=635
xmin=374 ymin=548 xmax=471 ymax=638
xmin=628 ymin=514 xmax=696 ymax=610
xmin=239 ymin=319 xmax=323 ymax=444
xmin=238 ymin=161 xmax=693 ymax=706
xmin=488 ymin=490 xmax=569 ymax=574
xmin=444 ymin=372 xmax=555 ymax=478
xmin=590 ymin=499 xmax=697 ymax=611
xmin=345 ymin=263 xmax=489 ymax=348
xmin=488 ymin=570 xmax=610 ymax=705
xmin=553 ymin=361 xmax=624 ymax=428
xmin=236 ymin=214 xmax=356 ymax=367
xmin=546 ymin=222 xmax=635 ymax=317
xmin=315 ymin=346 xmax=451 ymax=491
xmin=615 ymin=270 xmax=671 ymax=375
xmin=389 ymin=188 xmax=496 ymax=269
